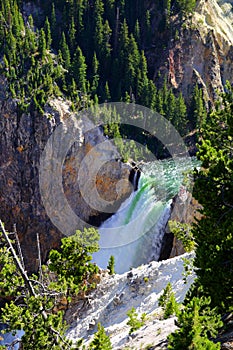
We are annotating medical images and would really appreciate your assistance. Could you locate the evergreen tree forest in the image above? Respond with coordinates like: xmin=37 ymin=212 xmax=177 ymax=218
xmin=0 ymin=0 xmax=202 ymax=137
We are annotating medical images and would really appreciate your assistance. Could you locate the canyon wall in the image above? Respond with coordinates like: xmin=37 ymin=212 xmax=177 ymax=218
xmin=0 ymin=79 xmax=133 ymax=271
xmin=147 ymin=0 xmax=233 ymax=103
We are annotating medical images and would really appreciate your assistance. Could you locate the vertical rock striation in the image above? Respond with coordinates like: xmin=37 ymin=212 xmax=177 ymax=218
xmin=147 ymin=0 xmax=233 ymax=102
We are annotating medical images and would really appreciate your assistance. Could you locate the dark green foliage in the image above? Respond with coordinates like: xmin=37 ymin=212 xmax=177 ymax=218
xmin=88 ymin=323 xmax=112 ymax=350
xmin=91 ymin=52 xmax=100 ymax=95
xmin=169 ymin=220 xmax=195 ymax=252
xmin=158 ymin=283 xmax=179 ymax=319
xmin=44 ymin=17 xmax=52 ymax=49
xmin=182 ymin=256 xmax=195 ymax=284
xmin=174 ymin=92 xmax=187 ymax=136
xmin=60 ymin=32 xmax=71 ymax=69
xmin=107 ymin=255 xmax=115 ymax=275
xmin=48 ymin=228 xmax=99 ymax=295
xmin=71 ymin=46 xmax=87 ymax=93
xmin=38 ymin=28 xmax=47 ymax=59
xmin=176 ymin=0 xmax=196 ymax=14
xmin=0 ymin=0 xmax=68 ymax=113
xmin=190 ymin=84 xmax=207 ymax=130
xmin=50 ymin=3 xmax=58 ymax=46
xmin=192 ymin=83 xmax=233 ymax=313
xmin=126 ymin=307 xmax=147 ymax=334
xmin=168 ymin=297 xmax=222 ymax=349
xmin=0 ymin=223 xmax=99 ymax=349
xmin=103 ymin=81 xmax=111 ymax=102
xmin=69 ymin=17 xmax=76 ymax=55
xmin=0 ymin=0 xmax=191 ymax=131
xmin=134 ymin=19 xmax=141 ymax=43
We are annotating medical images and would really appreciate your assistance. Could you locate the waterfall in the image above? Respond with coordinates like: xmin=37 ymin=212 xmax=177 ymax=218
xmin=92 ymin=157 xmax=198 ymax=273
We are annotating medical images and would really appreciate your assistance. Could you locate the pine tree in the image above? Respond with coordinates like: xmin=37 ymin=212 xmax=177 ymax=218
xmin=145 ymin=10 xmax=152 ymax=45
xmin=0 ymin=224 xmax=99 ymax=349
xmin=168 ymin=297 xmax=222 ymax=350
xmin=176 ymin=0 xmax=196 ymax=14
xmin=134 ymin=19 xmax=141 ymax=44
xmin=166 ymin=89 xmax=176 ymax=122
xmin=89 ymin=323 xmax=112 ymax=350
xmin=174 ymin=92 xmax=187 ymax=136
xmin=156 ymin=89 xmax=165 ymax=116
xmin=11 ymin=0 xmax=24 ymax=39
xmin=191 ymin=84 xmax=207 ymax=130
xmin=126 ymin=308 xmax=147 ymax=335
xmin=68 ymin=17 xmax=76 ymax=55
xmin=24 ymin=16 xmax=36 ymax=54
xmin=59 ymin=32 xmax=71 ymax=69
xmin=124 ymin=34 xmax=140 ymax=93
xmin=146 ymin=80 xmax=157 ymax=110
xmin=50 ymin=2 xmax=58 ymax=46
xmin=103 ymin=81 xmax=111 ymax=102
xmin=119 ymin=19 xmax=130 ymax=60
xmin=44 ymin=17 xmax=52 ymax=50
xmin=107 ymin=255 xmax=115 ymax=275
xmin=192 ymin=83 xmax=233 ymax=313
xmin=91 ymin=52 xmax=100 ymax=94
xmin=6 ymin=29 xmax=17 ymax=65
xmin=137 ymin=52 xmax=157 ymax=108
xmin=102 ymin=20 xmax=112 ymax=59
xmin=94 ymin=0 xmax=104 ymax=55
xmin=71 ymin=46 xmax=87 ymax=93
xmin=38 ymin=28 xmax=47 ymax=60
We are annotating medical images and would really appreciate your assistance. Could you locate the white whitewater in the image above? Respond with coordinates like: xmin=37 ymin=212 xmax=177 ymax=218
xmin=92 ymin=158 xmax=198 ymax=273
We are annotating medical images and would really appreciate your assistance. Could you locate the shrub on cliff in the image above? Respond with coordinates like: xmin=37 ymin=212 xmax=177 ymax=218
xmin=88 ymin=323 xmax=112 ymax=350
xmin=48 ymin=227 xmax=99 ymax=296
xmin=126 ymin=307 xmax=147 ymax=334
xmin=168 ymin=221 xmax=195 ymax=253
xmin=158 ymin=282 xmax=179 ymax=319
xmin=168 ymin=297 xmax=222 ymax=350
xmin=107 ymin=255 xmax=115 ymax=275
xmin=0 ymin=220 xmax=99 ymax=349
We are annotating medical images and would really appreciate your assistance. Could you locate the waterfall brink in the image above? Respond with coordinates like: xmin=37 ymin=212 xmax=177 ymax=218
xmin=92 ymin=158 xmax=198 ymax=274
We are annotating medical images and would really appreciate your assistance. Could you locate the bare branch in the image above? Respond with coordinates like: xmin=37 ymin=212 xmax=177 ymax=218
xmin=0 ymin=220 xmax=74 ymax=347
xmin=0 ymin=220 xmax=36 ymax=298
xmin=13 ymin=223 xmax=25 ymax=270
xmin=36 ymin=233 xmax=43 ymax=283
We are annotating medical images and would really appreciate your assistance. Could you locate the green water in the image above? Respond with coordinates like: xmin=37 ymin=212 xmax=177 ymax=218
xmin=93 ymin=157 xmax=200 ymax=273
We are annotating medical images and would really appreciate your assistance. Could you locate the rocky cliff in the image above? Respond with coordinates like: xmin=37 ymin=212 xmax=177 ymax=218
xmin=147 ymin=0 xmax=233 ymax=103
xmin=159 ymin=188 xmax=203 ymax=260
xmin=0 ymin=78 xmax=133 ymax=271
xmin=66 ymin=253 xmax=195 ymax=349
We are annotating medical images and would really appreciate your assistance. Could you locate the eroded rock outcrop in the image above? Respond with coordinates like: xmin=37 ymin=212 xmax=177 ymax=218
xmin=159 ymin=188 xmax=203 ymax=260
xmin=147 ymin=0 xmax=233 ymax=102
xmin=0 ymin=79 xmax=133 ymax=271
xmin=65 ymin=253 xmax=195 ymax=348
